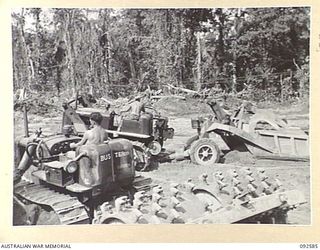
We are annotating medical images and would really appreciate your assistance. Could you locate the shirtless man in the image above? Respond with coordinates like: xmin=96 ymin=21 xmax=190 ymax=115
xmin=70 ymin=112 xmax=109 ymax=148
xmin=116 ymin=95 xmax=145 ymax=133
xmin=127 ymin=95 xmax=145 ymax=120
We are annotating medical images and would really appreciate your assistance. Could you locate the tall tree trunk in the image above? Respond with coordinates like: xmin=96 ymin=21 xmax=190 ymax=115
xmin=17 ymin=9 xmax=33 ymax=88
xmin=65 ymin=10 xmax=77 ymax=93
xmin=102 ymin=10 xmax=111 ymax=86
xmin=33 ymin=8 xmax=42 ymax=85
xmin=217 ymin=11 xmax=225 ymax=75
xmin=128 ymin=49 xmax=137 ymax=80
xmin=196 ymin=32 xmax=202 ymax=91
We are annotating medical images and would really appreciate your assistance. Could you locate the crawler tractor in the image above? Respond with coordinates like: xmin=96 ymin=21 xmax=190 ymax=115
xmin=62 ymin=94 xmax=174 ymax=170
xmin=14 ymin=126 xmax=152 ymax=225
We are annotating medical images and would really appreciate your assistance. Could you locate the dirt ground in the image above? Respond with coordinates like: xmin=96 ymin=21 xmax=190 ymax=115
xmin=148 ymin=115 xmax=310 ymax=225
xmin=13 ymin=98 xmax=310 ymax=225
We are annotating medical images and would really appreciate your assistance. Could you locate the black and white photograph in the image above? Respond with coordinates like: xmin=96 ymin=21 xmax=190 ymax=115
xmin=11 ymin=7 xmax=310 ymax=227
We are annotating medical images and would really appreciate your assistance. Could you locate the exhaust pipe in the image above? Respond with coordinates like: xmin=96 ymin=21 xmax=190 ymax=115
xmin=23 ymin=103 xmax=29 ymax=137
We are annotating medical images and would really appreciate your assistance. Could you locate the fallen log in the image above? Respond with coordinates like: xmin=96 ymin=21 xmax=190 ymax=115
xmin=150 ymin=95 xmax=186 ymax=100
xmin=166 ymin=83 xmax=199 ymax=95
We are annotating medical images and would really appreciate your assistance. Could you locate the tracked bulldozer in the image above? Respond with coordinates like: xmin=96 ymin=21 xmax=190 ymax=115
xmin=62 ymin=94 xmax=174 ymax=170
xmin=14 ymin=126 xmax=152 ymax=225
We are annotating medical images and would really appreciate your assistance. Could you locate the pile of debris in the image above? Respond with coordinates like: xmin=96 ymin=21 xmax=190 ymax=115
xmin=14 ymin=88 xmax=73 ymax=116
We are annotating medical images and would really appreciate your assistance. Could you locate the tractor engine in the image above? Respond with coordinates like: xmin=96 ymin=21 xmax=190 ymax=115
xmin=76 ymin=139 xmax=135 ymax=192
xmin=15 ymin=133 xmax=136 ymax=197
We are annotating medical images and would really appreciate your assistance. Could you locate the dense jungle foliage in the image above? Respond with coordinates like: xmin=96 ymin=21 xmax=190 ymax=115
xmin=11 ymin=7 xmax=310 ymax=102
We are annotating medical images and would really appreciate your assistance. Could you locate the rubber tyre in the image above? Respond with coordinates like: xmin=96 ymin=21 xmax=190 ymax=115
xmin=147 ymin=141 xmax=162 ymax=156
xmin=190 ymin=138 xmax=221 ymax=166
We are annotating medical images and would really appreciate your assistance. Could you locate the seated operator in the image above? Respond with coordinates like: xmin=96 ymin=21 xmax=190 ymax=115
xmin=70 ymin=112 xmax=109 ymax=148
xmin=123 ymin=95 xmax=145 ymax=120
xmin=117 ymin=95 xmax=145 ymax=132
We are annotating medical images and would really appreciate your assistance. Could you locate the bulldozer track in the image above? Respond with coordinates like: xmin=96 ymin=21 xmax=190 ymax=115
xmin=132 ymin=175 xmax=153 ymax=191
xmin=14 ymin=180 xmax=90 ymax=225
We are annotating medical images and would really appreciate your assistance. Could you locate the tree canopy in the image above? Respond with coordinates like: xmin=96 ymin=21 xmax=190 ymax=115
xmin=11 ymin=7 xmax=310 ymax=101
